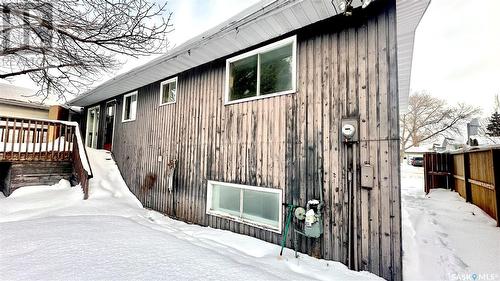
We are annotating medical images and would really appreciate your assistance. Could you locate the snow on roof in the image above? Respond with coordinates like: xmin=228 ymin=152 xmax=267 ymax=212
xmin=444 ymin=137 xmax=464 ymax=145
xmin=472 ymin=135 xmax=500 ymax=146
xmin=0 ymin=83 xmax=64 ymax=109
xmin=69 ymin=0 xmax=430 ymax=108
xmin=446 ymin=144 xmax=500 ymax=154
xmin=405 ymin=146 xmax=433 ymax=154
xmin=0 ymin=83 xmax=49 ymax=109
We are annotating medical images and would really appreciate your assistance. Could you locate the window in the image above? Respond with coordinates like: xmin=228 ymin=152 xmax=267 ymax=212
xmin=225 ymin=36 xmax=296 ymax=104
xmin=206 ymin=181 xmax=283 ymax=232
xmin=122 ymin=91 xmax=137 ymax=122
xmin=159 ymin=77 xmax=177 ymax=105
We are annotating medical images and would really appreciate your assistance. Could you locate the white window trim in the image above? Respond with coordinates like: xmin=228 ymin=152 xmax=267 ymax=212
xmin=206 ymin=180 xmax=283 ymax=233
xmin=85 ymin=105 xmax=100 ymax=148
xmin=122 ymin=91 xmax=138 ymax=123
xmin=224 ymin=35 xmax=297 ymax=105
xmin=159 ymin=77 xmax=178 ymax=106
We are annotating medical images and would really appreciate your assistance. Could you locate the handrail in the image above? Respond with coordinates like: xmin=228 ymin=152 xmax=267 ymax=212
xmin=0 ymin=116 xmax=93 ymax=199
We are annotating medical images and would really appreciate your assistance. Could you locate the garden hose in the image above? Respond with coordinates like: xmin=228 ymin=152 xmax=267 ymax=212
xmin=280 ymin=203 xmax=296 ymax=256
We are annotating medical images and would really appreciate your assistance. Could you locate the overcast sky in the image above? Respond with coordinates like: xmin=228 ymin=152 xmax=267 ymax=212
xmin=3 ymin=0 xmax=499 ymax=116
xmin=411 ymin=0 xmax=500 ymax=116
xmin=114 ymin=0 xmax=260 ymax=76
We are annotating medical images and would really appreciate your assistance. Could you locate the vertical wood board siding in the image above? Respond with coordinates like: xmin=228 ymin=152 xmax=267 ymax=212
xmin=84 ymin=2 xmax=400 ymax=280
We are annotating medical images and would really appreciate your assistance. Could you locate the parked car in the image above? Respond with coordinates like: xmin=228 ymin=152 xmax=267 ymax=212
xmin=411 ymin=156 xmax=424 ymax=167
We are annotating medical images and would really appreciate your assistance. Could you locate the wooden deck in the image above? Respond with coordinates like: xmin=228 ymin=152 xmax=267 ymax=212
xmin=0 ymin=116 xmax=92 ymax=199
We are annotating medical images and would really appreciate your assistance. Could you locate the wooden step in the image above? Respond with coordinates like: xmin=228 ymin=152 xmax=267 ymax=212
xmin=10 ymin=173 xmax=72 ymax=189
xmin=1 ymin=161 xmax=73 ymax=196
xmin=10 ymin=161 xmax=72 ymax=175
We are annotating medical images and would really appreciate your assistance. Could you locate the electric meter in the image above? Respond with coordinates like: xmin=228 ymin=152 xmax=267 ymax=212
xmin=342 ymin=124 xmax=356 ymax=139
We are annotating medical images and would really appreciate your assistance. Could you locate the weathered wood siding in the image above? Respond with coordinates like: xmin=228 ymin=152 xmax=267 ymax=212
xmin=85 ymin=2 xmax=401 ymax=280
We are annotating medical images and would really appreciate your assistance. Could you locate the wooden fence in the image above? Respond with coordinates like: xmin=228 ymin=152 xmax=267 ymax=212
xmin=423 ymin=152 xmax=452 ymax=193
xmin=424 ymin=148 xmax=500 ymax=226
xmin=0 ymin=116 xmax=93 ymax=199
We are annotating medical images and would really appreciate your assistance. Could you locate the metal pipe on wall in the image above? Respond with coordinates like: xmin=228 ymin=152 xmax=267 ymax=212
xmin=341 ymin=118 xmax=360 ymax=271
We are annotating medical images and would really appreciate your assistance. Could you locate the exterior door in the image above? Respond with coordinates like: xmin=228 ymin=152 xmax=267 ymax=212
xmin=104 ymin=101 xmax=116 ymax=151
xmin=85 ymin=106 xmax=100 ymax=148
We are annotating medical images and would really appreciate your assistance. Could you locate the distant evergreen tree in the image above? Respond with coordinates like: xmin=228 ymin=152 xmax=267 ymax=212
xmin=486 ymin=111 xmax=500 ymax=136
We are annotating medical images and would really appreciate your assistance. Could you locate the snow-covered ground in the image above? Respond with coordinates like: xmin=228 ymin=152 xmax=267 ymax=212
xmin=0 ymin=149 xmax=380 ymax=281
xmin=3 ymin=150 xmax=499 ymax=281
xmin=401 ymin=163 xmax=500 ymax=281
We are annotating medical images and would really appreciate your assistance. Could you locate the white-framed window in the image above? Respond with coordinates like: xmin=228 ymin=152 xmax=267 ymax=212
xmin=206 ymin=181 xmax=283 ymax=233
xmin=122 ymin=91 xmax=137 ymax=122
xmin=225 ymin=35 xmax=297 ymax=105
xmin=159 ymin=77 xmax=177 ymax=105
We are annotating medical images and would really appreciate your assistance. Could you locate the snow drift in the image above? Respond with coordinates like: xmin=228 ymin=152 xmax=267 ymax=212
xmin=0 ymin=149 xmax=380 ymax=281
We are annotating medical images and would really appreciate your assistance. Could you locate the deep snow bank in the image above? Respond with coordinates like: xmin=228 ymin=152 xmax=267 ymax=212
xmin=0 ymin=149 xmax=380 ymax=281
xmin=0 ymin=149 xmax=142 ymax=222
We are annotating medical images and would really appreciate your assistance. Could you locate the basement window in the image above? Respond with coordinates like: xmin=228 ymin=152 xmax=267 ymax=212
xmin=122 ymin=91 xmax=137 ymax=122
xmin=206 ymin=181 xmax=282 ymax=233
xmin=159 ymin=77 xmax=177 ymax=105
xmin=225 ymin=35 xmax=297 ymax=104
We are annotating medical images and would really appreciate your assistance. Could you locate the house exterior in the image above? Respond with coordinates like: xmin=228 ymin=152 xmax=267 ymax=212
xmin=432 ymin=136 xmax=465 ymax=152
xmin=405 ymin=145 xmax=432 ymax=157
xmin=69 ymin=0 xmax=430 ymax=280
xmin=0 ymin=83 xmax=50 ymax=119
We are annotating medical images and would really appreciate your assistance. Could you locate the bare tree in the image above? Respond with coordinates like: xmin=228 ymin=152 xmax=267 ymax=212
xmin=1 ymin=0 xmax=172 ymax=101
xmin=400 ymin=91 xmax=481 ymax=150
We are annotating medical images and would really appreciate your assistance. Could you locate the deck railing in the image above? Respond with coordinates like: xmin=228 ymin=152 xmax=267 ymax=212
xmin=0 ymin=116 xmax=93 ymax=199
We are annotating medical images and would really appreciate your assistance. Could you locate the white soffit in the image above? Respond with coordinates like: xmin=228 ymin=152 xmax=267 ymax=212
xmin=396 ymin=0 xmax=431 ymax=113
xmin=70 ymin=0 xmax=428 ymax=111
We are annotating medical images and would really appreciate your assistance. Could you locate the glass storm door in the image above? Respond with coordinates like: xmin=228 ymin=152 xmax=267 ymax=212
xmin=86 ymin=106 xmax=100 ymax=148
xmin=103 ymin=101 xmax=116 ymax=151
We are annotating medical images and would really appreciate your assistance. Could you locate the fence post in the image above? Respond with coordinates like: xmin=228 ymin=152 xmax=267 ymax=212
xmin=424 ymin=153 xmax=429 ymax=193
xmin=492 ymin=149 xmax=500 ymax=227
xmin=463 ymin=152 xmax=472 ymax=203
xmin=446 ymin=153 xmax=455 ymax=191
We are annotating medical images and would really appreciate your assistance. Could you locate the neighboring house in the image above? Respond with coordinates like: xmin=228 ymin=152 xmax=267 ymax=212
xmin=405 ymin=145 xmax=432 ymax=160
xmin=433 ymin=137 xmax=465 ymax=152
xmin=69 ymin=1 xmax=429 ymax=280
xmin=0 ymin=83 xmax=49 ymax=119
xmin=444 ymin=138 xmax=464 ymax=151
xmin=0 ymin=82 xmax=80 ymax=125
